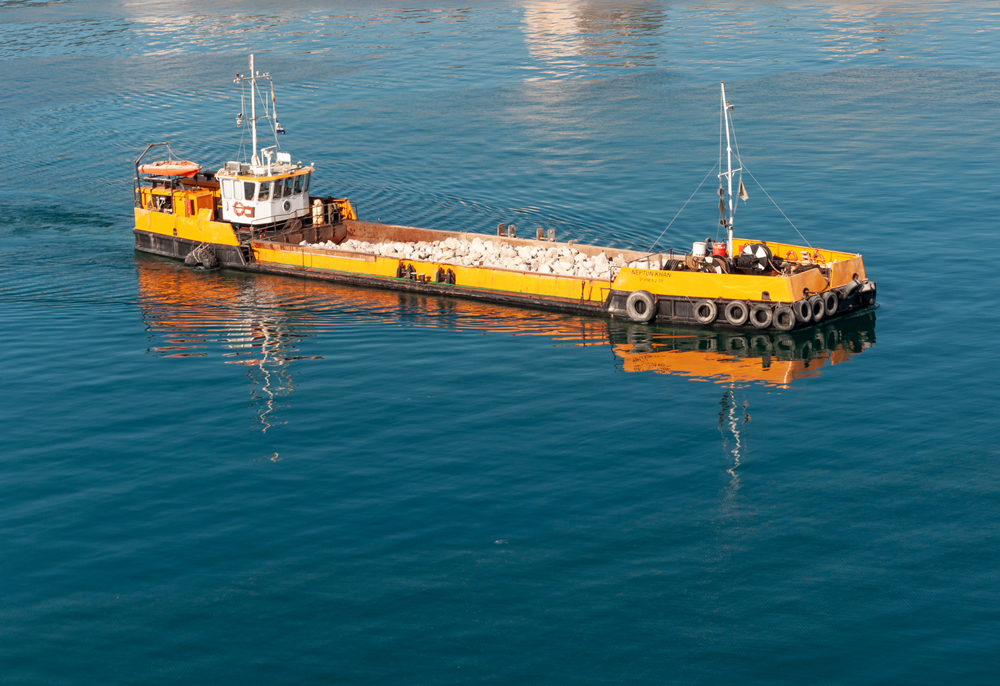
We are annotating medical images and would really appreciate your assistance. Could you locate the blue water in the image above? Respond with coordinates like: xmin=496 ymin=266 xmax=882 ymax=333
xmin=2 ymin=2 xmax=999 ymax=683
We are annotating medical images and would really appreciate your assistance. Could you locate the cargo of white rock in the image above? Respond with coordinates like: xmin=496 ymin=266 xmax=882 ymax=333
xmin=297 ymin=236 xmax=644 ymax=280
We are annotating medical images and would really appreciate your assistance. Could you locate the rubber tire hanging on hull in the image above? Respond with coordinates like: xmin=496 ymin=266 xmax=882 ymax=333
xmin=184 ymin=245 xmax=218 ymax=270
xmin=793 ymin=299 xmax=812 ymax=324
xmin=749 ymin=304 xmax=773 ymax=329
xmin=823 ymin=291 xmax=839 ymax=317
xmin=693 ymin=300 xmax=717 ymax=324
xmin=625 ymin=290 xmax=657 ymax=323
xmin=808 ymin=295 xmax=825 ymax=323
xmin=724 ymin=301 xmax=750 ymax=327
xmin=772 ymin=306 xmax=795 ymax=331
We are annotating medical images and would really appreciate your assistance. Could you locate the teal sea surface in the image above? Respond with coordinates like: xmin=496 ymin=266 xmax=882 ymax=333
xmin=2 ymin=1 xmax=999 ymax=683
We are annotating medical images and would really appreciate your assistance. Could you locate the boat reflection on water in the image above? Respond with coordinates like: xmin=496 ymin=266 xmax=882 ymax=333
xmin=611 ymin=307 xmax=876 ymax=510
xmin=607 ymin=314 xmax=875 ymax=514
xmin=137 ymin=256 xmax=326 ymax=431
xmin=611 ymin=312 xmax=876 ymax=388
xmin=135 ymin=254 xmax=876 ymax=429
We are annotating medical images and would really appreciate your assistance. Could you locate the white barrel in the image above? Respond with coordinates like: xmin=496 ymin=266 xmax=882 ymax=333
xmin=692 ymin=241 xmax=707 ymax=257
xmin=311 ymin=198 xmax=324 ymax=225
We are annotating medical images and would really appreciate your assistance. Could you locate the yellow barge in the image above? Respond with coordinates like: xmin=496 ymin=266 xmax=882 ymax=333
xmin=133 ymin=57 xmax=875 ymax=331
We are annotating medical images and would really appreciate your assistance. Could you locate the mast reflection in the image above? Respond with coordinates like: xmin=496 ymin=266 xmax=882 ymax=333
xmin=717 ymin=382 xmax=750 ymax=512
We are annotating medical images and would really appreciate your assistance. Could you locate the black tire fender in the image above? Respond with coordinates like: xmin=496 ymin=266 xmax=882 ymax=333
xmin=822 ymin=290 xmax=839 ymax=317
xmin=859 ymin=281 xmax=877 ymax=307
xmin=793 ymin=299 xmax=812 ymax=324
xmin=749 ymin=304 xmax=773 ymax=329
xmin=808 ymin=295 xmax=825 ymax=323
xmin=184 ymin=245 xmax=218 ymax=270
xmin=839 ymin=278 xmax=862 ymax=298
xmin=199 ymin=246 xmax=218 ymax=269
xmin=724 ymin=300 xmax=749 ymax=327
xmin=625 ymin=290 xmax=657 ymax=323
xmin=772 ymin=305 xmax=795 ymax=331
xmin=693 ymin=300 xmax=717 ymax=324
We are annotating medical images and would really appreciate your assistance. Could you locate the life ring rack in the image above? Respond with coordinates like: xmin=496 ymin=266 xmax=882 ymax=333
xmin=233 ymin=202 xmax=255 ymax=218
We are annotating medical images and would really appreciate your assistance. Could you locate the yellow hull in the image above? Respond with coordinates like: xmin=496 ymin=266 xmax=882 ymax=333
xmin=134 ymin=206 xmax=239 ymax=247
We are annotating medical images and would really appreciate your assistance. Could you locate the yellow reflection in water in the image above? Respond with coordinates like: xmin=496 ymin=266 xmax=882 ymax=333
xmin=135 ymin=255 xmax=876 ymax=430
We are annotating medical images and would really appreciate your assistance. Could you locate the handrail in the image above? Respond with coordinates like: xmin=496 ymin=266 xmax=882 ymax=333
xmin=134 ymin=142 xmax=173 ymax=203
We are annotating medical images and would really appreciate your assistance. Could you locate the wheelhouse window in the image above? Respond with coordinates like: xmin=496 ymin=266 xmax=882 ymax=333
xmin=282 ymin=177 xmax=293 ymax=197
xmin=259 ymin=181 xmax=272 ymax=201
xmin=303 ymin=173 xmax=311 ymax=194
xmin=244 ymin=181 xmax=257 ymax=201
xmin=293 ymin=175 xmax=304 ymax=194
xmin=221 ymin=178 xmax=234 ymax=199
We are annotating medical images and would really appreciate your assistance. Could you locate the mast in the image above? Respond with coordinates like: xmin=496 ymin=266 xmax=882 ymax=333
xmin=249 ymin=54 xmax=258 ymax=165
xmin=235 ymin=55 xmax=278 ymax=167
xmin=721 ymin=81 xmax=734 ymax=257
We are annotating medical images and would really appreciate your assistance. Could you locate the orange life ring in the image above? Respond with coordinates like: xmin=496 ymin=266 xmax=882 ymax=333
xmin=785 ymin=250 xmax=796 ymax=260
xmin=233 ymin=202 xmax=245 ymax=216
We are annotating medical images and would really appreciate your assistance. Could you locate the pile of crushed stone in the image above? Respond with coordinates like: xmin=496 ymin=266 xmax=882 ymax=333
xmin=300 ymin=236 xmax=658 ymax=279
